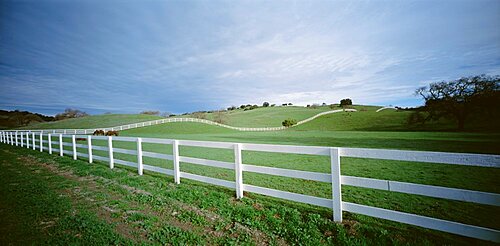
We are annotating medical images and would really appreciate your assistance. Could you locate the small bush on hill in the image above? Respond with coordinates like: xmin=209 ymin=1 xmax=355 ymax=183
xmin=263 ymin=102 xmax=270 ymax=107
xmin=282 ymin=118 xmax=297 ymax=127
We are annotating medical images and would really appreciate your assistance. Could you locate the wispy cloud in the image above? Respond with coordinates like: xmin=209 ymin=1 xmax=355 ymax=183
xmin=0 ymin=0 xmax=499 ymax=114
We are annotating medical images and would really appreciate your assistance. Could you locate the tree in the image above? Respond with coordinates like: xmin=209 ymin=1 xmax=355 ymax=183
xmin=213 ymin=110 xmax=227 ymax=124
xmin=340 ymin=98 xmax=352 ymax=107
xmin=55 ymin=108 xmax=89 ymax=120
xmin=263 ymin=102 xmax=270 ymax=107
xmin=282 ymin=118 xmax=297 ymax=127
xmin=416 ymin=74 xmax=500 ymax=130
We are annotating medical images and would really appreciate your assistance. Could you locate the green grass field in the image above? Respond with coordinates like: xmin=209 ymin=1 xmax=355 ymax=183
xmin=1 ymin=144 xmax=498 ymax=245
xmin=19 ymin=114 xmax=163 ymax=130
xmin=4 ymin=105 xmax=500 ymax=244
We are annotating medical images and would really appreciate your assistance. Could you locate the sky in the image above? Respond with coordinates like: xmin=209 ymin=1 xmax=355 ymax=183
xmin=0 ymin=0 xmax=499 ymax=116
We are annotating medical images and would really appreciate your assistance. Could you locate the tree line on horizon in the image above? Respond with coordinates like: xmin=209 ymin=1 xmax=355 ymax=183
xmin=1 ymin=74 xmax=498 ymax=131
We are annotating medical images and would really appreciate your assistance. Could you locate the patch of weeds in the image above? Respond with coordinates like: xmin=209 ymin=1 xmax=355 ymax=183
xmin=148 ymin=224 xmax=205 ymax=245
xmin=177 ymin=211 xmax=207 ymax=226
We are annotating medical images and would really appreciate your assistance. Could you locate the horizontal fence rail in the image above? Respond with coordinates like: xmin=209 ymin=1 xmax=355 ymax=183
xmin=1 ymin=130 xmax=499 ymax=242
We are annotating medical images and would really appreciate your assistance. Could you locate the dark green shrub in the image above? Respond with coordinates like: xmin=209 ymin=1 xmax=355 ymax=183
xmin=282 ymin=118 xmax=297 ymax=127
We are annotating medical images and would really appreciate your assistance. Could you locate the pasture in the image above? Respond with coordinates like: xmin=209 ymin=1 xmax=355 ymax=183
xmin=3 ymin=107 xmax=500 ymax=244
xmin=19 ymin=114 xmax=163 ymax=130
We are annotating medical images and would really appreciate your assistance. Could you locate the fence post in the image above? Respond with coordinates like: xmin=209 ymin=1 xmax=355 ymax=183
xmin=108 ymin=136 xmax=114 ymax=169
xmin=234 ymin=143 xmax=244 ymax=199
xmin=26 ymin=132 xmax=29 ymax=148
xmin=15 ymin=131 xmax=18 ymax=146
xmin=20 ymin=132 xmax=24 ymax=147
xmin=173 ymin=140 xmax=180 ymax=184
xmin=39 ymin=132 xmax=43 ymax=152
xmin=48 ymin=134 xmax=52 ymax=154
xmin=32 ymin=132 xmax=35 ymax=150
xmin=87 ymin=135 xmax=93 ymax=163
xmin=59 ymin=134 xmax=63 ymax=156
xmin=330 ymin=147 xmax=342 ymax=222
xmin=72 ymin=135 xmax=77 ymax=160
xmin=137 ymin=138 xmax=143 ymax=175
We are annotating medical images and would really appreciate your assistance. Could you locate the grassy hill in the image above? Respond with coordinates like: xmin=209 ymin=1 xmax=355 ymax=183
xmin=292 ymin=107 xmax=457 ymax=132
xmin=19 ymin=114 xmax=163 ymax=129
xmin=181 ymin=106 xmax=336 ymax=127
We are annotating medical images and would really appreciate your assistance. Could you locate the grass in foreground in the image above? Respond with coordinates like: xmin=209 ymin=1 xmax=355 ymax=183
xmin=2 ymin=144 xmax=497 ymax=245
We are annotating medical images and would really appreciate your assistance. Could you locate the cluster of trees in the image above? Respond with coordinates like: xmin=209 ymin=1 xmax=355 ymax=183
xmin=227 ymin=102 xmax=289 ymax=111
xmin=140 ymin=110 xmax=175 ymax=118
xmin=140 ymin=110 xmax=160 ymax=115
xmin=191 ymin=110 xmax=227 ymax=123
xmin=412 ymin=74 xmax=499 ymax=130
xmin=306 ymin=99 xmax=353 ymax=109
xmin=0 ymin=110 xmax=55 ymax=128
xmin=54 ymin=108 xmax=89 ymax=121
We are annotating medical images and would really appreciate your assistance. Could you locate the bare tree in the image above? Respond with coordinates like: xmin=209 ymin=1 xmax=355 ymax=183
xmin=213 ymin=110 xmax=227 ymax=124
xmin=55 ymin=108 xmax=89 ymax=120
xmin=140 ymin=110 xmax=160 ymax=115
xmin=192 ymin=112 xmax=207 ymax=119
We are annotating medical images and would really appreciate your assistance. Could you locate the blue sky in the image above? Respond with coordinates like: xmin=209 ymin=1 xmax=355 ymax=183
xmin=1 ymin=0 xmax=499 ymax=115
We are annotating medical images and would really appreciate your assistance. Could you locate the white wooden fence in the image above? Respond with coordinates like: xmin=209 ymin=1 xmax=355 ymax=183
xmin=15 ymin=109 xmax=357 ymax=133
xmin=1 ymin=130 xmax=499 ymax=242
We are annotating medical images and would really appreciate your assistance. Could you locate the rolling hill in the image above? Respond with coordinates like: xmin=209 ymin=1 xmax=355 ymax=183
xmin=19 ymin=114 xmax=163 ymax=130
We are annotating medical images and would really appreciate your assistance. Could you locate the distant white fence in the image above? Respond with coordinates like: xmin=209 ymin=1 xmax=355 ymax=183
xmin=15 ymin=109 xmax=357 ymax=133
xmin=376 ymin=106 xmax=398 ymax=112
xmin=1 ymin=130 xmax=499 ymax=242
